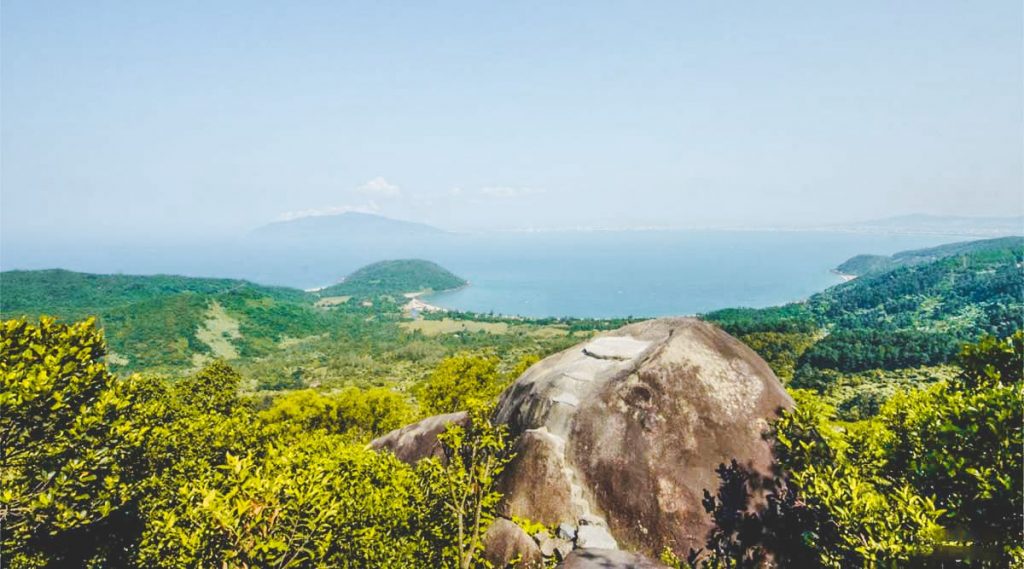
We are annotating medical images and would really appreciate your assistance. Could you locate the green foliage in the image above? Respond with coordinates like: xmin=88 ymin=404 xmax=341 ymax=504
xmin=419 ymin=352 xmax=504 ymax=415
xmin=957 ymin=330 xmax=1023 ymax=388
xmin=704 ymin=303 xmax=817 ymax=336
xmin=319 ymin=259 xmax=466 ymax=298
xmin=719 ymin=333 xmax=1024 ymax=567
xmin=1 ymin=316 xmax=525 ymax=568
xmin=0 ymin=269 xmax=584 ymax=393
xmin=418 ymin=405 xmax=513 ymax=569
xmin=0 ymin=269 xmax=331 ymax=371
xmin=0 ymin=317 xmax=160 ymax=567
xmin=792 ymin=365 xmax=954 ymax=421
xmin=837 ymin=236 xmax=1024 ymax=277
xmin=259 ymin=387 xmax=414 ymax=440
xmin=811 ymin=249 xmax=1023 ymax=339
xmin=834 ymin=254 xmax=893 ymax=276
xmin=877 ymin=333 xmax=1023 ymax=551
xmin=138 ymin=439 xmax=430 ymax=569
xmin=732 ymin=330 xmax=817 ymax=382
xmin=797 ymin=328 xmax=961 ymax=373
xmin=705 ymin=238 xmax=1023 ymax=413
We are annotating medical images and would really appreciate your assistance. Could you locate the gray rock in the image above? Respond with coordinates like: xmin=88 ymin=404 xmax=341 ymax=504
xmin=578 ymin=514 xmax=605 ymax=527
xmin=368 ymin=411 xmax=467 ymax=464
xmin=370 ymin=318 xmax=793 ymax=560
xmin=494 ymin=318 xmax=793 ymax=558
xmin=557 ymin=522 xmax=577 ymax=541
xmin=537 ymin=534 xmax=558 ymax=557
xmin=554 ymin=539 xmax=574 ymax=561
xmin=575 ymin=524 xmax=618 ymax=550
xmin=496 ymin=428 xmax=578 ymax=524
xmin=559 ymin=548 xmax=668 ymax=569
xmin=482 ymin=518 xmax=544 ymax=569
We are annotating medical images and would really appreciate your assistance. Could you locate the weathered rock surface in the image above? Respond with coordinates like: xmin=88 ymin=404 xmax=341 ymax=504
xmin=368 ymin=411 xmax=467 ymax=463
xmin=481 ymin=518 xmax=544 ymax=569
xmin=558 ymin=548 xmax=668 ymax=569
xmin=493 ymin=318 xmax=792 ymax=558
xmin=496 ymin=428 xmax=575 ymax=522
xmin=370 ymin=317 xmax=792 ymax=561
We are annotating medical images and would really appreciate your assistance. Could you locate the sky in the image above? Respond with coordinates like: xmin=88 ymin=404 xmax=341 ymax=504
xmin=2 ymin=1 xmax=1022 ymax=240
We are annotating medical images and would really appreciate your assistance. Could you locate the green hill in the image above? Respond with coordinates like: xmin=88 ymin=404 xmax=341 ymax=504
xmin=0 ymin=269 xmax=329 ymax=371
xmin=705 ymin=236 xmax=1024 ymax=418
xmin=319 ymin=259 xmax=466 ymax=298
xmin=835 ymin=236 xmax=1024 ymax=276
xmin=0 ymin=262 xmax=583 ymax=389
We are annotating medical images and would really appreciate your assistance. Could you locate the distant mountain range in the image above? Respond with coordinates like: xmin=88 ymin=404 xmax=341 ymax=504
xmin=251 ymin=212 xmax=1022 ymax=238
xmin=251 ymin=212 xmax=448 ymax=242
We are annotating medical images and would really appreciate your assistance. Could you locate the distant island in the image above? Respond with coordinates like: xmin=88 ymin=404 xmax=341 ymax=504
xmin=250 ymin=211 xmax=449 ymax=242
xmin=318 ymin=259 xmax=467 ymax=298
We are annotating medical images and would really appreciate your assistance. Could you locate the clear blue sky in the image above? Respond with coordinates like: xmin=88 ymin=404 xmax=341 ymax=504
xmin=2 ymin=1 xmax=1021 ymax=238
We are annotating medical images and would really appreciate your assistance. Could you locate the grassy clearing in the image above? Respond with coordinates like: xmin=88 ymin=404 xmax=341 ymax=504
xmin=315 ymin=296 xmax=351 ymax=308
xmin=195 ymin=301 xmax=242 ymax=359
xmin=401 ymin=318 xmax=510 ymax=336
xmin=526 ymin=325 xmax=570 ymax=338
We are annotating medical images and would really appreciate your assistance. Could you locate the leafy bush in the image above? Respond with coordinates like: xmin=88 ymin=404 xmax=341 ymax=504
xmin=419 ymin=352 xmax=504 ymax=415
xmin=260 ymin=387 xmax=414 ymax=439
xmin=0 ymin=317 xmax=160 ymax=567
xmin=698 ymin=333 xmax=1024 ymax=567
xmin=138 ymin=439 xmax=430 ymax=569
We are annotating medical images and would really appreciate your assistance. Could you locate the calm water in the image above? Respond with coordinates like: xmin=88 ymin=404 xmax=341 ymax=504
xmin=2 ymin=229 xmax=970 ymax=319
xmin=420 ymin=231 xmax=966 ymax=318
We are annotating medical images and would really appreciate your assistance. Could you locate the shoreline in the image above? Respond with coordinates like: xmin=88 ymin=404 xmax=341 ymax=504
xmin=830 ymin=269 xmax=858 ymax=282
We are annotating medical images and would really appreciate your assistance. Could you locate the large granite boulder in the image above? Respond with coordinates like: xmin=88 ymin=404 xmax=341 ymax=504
xmin=494 ymin=318 xmax=792 ymax=558
xmin=370 ymin=317 xmax=792 ymax=561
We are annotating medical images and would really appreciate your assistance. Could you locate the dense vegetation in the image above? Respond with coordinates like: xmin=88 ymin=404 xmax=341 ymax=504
xmin=689 ymin=237 xmax=1024 ymax=565
xmin=835 ymin=235 xmax=1023 ymax=276
xmin=318 ymin=259 xmax=467 ymax=297
xmin=668 ymin=332 xmax=1023 ymax=567
xmin=0 ymin=263 xmax=599 ymax=391
xmin=1 ymin=317 xmax=518 ymax=568
xmin=2 ymin=237 xmax=1021 ymax=567
xmin=705 ymin=237 xmax=1023 ymax=417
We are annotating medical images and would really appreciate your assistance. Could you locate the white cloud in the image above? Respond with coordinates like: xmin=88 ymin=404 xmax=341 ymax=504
xmin=277 ymin=202 xmax=380 ymax=222
xmin=355 ymin=176 xmax=401 ymax=197
xmin=479 ymin=186 xmax=543 ymax=198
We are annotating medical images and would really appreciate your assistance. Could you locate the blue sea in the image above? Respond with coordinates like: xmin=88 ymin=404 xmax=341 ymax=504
xmin=2 ymin=230 xmax=972 ymax=319
xmin=419 ymin=231 xmax=965 ymax=318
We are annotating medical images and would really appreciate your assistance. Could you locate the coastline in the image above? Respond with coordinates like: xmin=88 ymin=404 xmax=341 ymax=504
xmin=403 ymin=284 xmax=469 ymax=314
xmin=830 ymin=269 xmax=858 ymax=282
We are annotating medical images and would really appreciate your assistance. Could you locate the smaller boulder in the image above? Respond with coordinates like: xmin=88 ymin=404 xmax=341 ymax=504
xmin=368 ymin=411 xmax=468 ymax=464
xmin=482 ymin=518 xmax=545 ymax=569
xmin=559 ymin=549 xmax=668 ymax=569
xmin=575 ymin=524 xmax=617 ymax=550
xmin=557 ymin=522 xmax=577 ymax=541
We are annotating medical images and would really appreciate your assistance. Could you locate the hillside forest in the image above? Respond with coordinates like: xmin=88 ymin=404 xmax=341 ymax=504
xmin=1 ymin=239 xmax=1022 ymax=567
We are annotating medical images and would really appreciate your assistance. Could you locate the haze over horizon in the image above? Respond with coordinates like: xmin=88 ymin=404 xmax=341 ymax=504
xmin=2 ymin=1 xmax=1022 ymax=244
